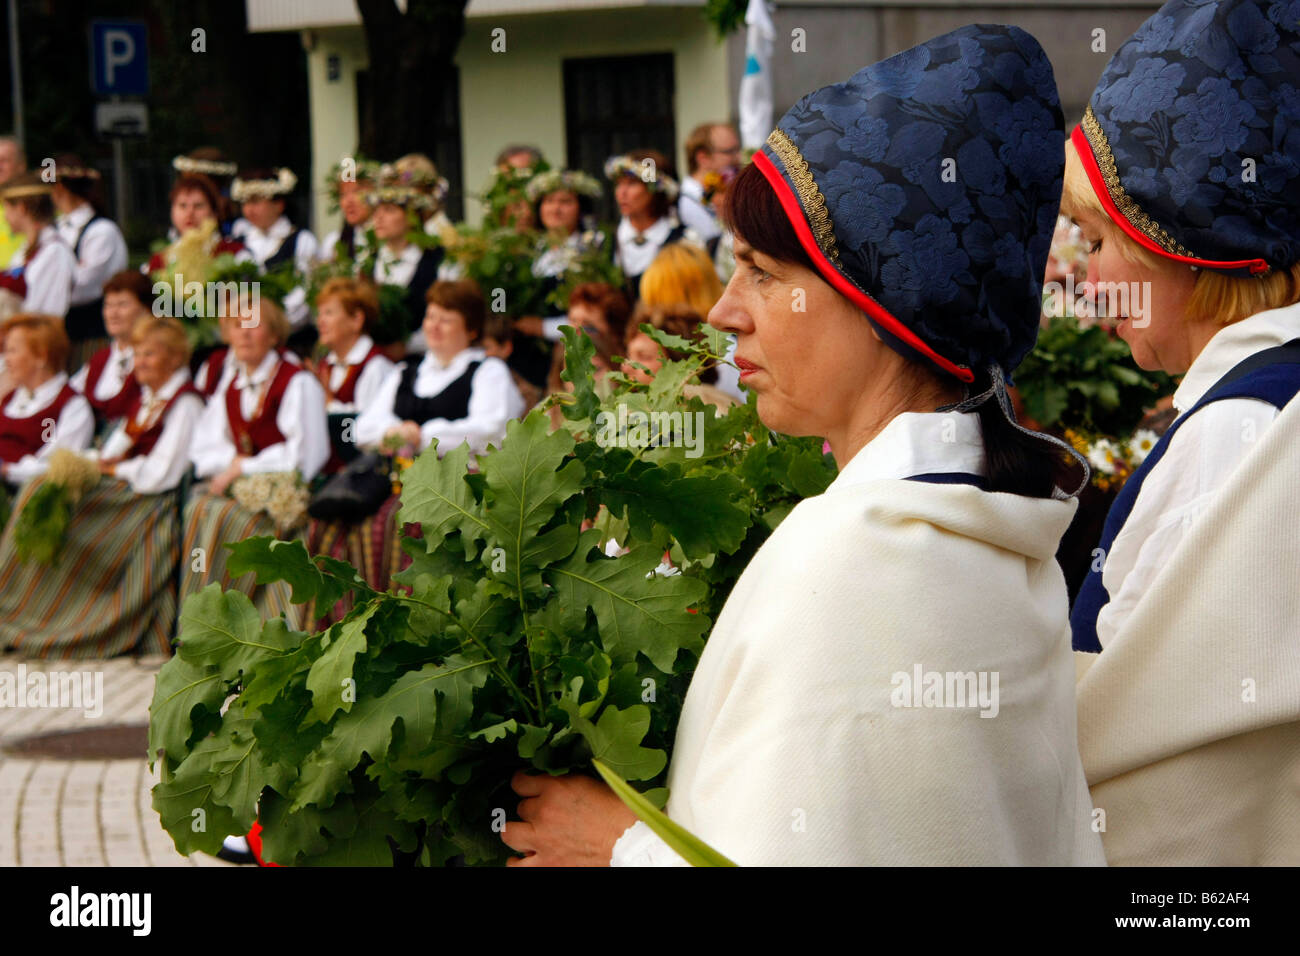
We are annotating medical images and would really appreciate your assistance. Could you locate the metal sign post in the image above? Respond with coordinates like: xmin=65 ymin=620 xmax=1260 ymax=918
xmin=90 ymin=19 xmax=149 ymax=228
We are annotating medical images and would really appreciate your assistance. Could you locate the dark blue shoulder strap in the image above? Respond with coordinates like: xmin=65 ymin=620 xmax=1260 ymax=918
xmin=1070 ymin=338 xmax=1300 ymax=652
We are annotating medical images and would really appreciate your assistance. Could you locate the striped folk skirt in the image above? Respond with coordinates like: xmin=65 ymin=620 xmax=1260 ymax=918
xmin=304 ymin=494 xmax=416 ymax=624
xmin=0 ymin=479 xmax=178 ymax=659
xmin=180 ymin=491 xmax=304 ymax=632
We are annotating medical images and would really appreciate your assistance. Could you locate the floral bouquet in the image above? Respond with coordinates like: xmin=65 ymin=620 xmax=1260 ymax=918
xmin=229 ymin=471 xmax=311 ymax=535
xmin=1064 ymin=427 xmax=1159 ymax=492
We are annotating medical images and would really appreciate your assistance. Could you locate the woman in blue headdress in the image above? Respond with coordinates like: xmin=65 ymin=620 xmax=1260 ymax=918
xmin=499 ymin=25 xmax=1106 ymax=867
xmin=1064 ymin=0 xmax=1300 ymax=866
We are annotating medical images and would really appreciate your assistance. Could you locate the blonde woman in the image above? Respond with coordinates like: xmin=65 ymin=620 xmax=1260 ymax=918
xmin=184 ymin=297 xmax=328 ymax=626
xmin=0 ymin=317 xmax=204 ymax=658
xmin=639 ymin=242 xmax=743 ymax=401
xmin=1065 ymin=0 xmax=1300 ymax=865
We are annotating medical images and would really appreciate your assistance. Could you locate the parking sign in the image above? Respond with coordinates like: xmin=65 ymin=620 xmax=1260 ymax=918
xmin=90 ymin=20 xmax=149 ymax=97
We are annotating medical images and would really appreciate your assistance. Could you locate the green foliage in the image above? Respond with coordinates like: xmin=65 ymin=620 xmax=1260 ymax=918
xmin=150 ymin=324 xmax=835 ymax=865
xmin=12 ymin=482 xmax=73 ymax=567
xmin=1015 ymin=315 xmax=1177 ymax=437
xmin=702 ymin=0 xmax=749 ymax=39
xmin=441 ymin=225 xmax=548 ymax=318
xmin=594 ymin=759 xmax=736 ymax=866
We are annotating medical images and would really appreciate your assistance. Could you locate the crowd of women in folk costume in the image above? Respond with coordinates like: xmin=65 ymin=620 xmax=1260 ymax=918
xmin=2 ymin=0 xmax=1298 ymax=867
xmin=0 ymin=130 xmax=746 ymax=658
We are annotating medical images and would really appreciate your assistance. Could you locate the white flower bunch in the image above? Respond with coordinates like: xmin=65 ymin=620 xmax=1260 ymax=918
xmin=231 ymin=471 xmax=309 ymax=534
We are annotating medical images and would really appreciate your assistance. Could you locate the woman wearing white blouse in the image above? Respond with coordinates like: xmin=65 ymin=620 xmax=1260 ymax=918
xmin=1 ymin=173 xmax=76 ymax=319
xmin=51 ymin=155 xmax=128 ymax=348
xmin=357 ymin=279 xmax=521 ymax=458
xmin=189 ymin=300 xmax=329 ymax=491
xmin=0 ymin=317 xmax=202 ymax=659
xmin=182 ymin=298 xmax=327 ymax=630
xmin=69 ymin=269 xmax=153 ymax=425
xmin=0 ymin=313 xmax=93 ymax=487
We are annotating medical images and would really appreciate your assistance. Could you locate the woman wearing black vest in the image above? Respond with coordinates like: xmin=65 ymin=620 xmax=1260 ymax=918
xmin=363 ymin=170 xmax=445 ymax=356
xmin=356 ymin=279 xmax=521 ymax=459
xmin=232 ymin=167 xmax=319 ymax=344
xmin=605 ymin=149 xmax=693 ymax=304
xmin=51 ymin=155 xmax=127 ymax=361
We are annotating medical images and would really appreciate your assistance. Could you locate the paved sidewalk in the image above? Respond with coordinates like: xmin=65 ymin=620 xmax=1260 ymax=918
xmin=0 ymin=654 xmax=232 ymax=867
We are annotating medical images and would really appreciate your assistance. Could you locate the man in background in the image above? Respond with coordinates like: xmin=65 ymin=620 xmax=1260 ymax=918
xmin=678 ymin=123 xmax=740 ymax=244
xmin=0 ymin=136 xmax=28 ymax=266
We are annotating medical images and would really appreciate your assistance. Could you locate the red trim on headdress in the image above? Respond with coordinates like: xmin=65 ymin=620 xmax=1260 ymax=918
xmin=752 ymin=150 xmax=975 ymax=383
xmin=1070 ymin=126 xmax=1269 ymax=276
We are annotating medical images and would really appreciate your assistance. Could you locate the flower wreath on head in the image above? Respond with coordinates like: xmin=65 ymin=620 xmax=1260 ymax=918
xmin=377 ymin=163 xmax=450 ymax=208
xmin=172 ymin=155 xmax=238 ymax=177
xmin=603 ymin=155 xmax=679 ymax=202
xmin=54 ymin=162 xmax=101 ymax=181
xmin=325 ymin=157 xmax=383 ymax=202
xmin=231 ymin=168 xmax=298 ymax=203
xmin=524 ymin=169 xmax=603 ymax=204
xmin=362 ymin=185 xmax=439 ymax=211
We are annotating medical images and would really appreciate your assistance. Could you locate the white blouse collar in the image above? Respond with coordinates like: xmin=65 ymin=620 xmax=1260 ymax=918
xmin=11 ymin=371 xmax=69 ymax=410
xmin=329 ymin=334 xmax=375 ymax=367
xmin=419 ymin=346 xmax=485 ymax=375
xmin=233 ymin=350 xmax=282 ymax=390
xmin=829 ymin=411 xmax=985 ymax=492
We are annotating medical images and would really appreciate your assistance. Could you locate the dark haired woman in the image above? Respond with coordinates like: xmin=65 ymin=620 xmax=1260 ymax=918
xmin=356 ymin=279 xmax=521 ymax=458
xmin=362 ymin=173 xmax=445 ymax=353
xmin=321 ymin=160 xmax=378 ymax=263
xmin=146 ymin=173 xmax=247 ymax=275
xmin=501 ymin=25 xmax=1104 ymax=866
xmin=605 ymin=149 xmax=693 ymax=304
xmin=51 ymin=155 xmax=128 ymax=359
xmin=173 ymin=148 xmax=240 ymax=237
xmin=511 ymin=169 xmax=608 ymax=391
xmin=69 ymin=269 xmax=153 ymax=427
xmin=232 ymin=167 xmax=319 ymax=336
xmin=0 ymin=173 xmax=75 ymax=319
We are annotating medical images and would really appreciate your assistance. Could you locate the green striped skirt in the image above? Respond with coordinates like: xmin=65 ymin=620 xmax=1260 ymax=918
xmin=180 ymin=490 xmax=304 ymax=632
xmin=0 ymin=479 xmax=178 ymax=659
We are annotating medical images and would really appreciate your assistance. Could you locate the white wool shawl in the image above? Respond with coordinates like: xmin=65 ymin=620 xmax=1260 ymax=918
xmin=1076 ymin=395 xmax=1300 ymax=866
xmin=663 ymin=477 xmax=1106 ymax=866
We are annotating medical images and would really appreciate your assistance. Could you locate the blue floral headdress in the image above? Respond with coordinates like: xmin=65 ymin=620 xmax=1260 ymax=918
xmin=1073 ymin=0 xmax=1300 ymax=277
xmin=754 ymin=24 xmax=1065 ymax=384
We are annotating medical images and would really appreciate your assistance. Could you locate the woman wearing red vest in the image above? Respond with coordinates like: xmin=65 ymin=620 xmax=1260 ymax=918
xmin=69 ymin=270 xmax=151 ymax=427
xmin=0 ymin=313 xmax=93 ymax=488
xmin=0 ymin=317 xmax=203 ymax=658
xmin=183 ymin=297 xmax=328 ymax=626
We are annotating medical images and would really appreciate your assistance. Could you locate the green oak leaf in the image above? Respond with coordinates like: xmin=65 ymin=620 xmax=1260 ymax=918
xmin=397 ymin=441 xmax=491 ymax=545
xmin=176 ymin=584 xmax=296 ymax=680
xmin=480 ymin=413 xmax=586 ymax=592
xmin=290 ymin=655 xmax=492 ymax=811
xmin=603 ymin=463 xmax=750 ymax=558
xmin=147 ymin=654 xmax=226 ymax=767
xmin=305 ymin=603 xmax=376 ymax=724
xmin=558 ymin=327 xmax=601 ymax=421
xmin=547 ymin=530 xmax=709 ymax=672
xmin=225 ymin=536 xmax=346 ymax=608
xmin=561 ymin=703 xmax=665 ymax=781
xmin=152 ymin=766 xmax=240 ymax=857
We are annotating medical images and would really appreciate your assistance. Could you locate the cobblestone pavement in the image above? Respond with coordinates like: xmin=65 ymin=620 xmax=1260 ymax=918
xmin=0 ymin=654 xmax=232 ymax=867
